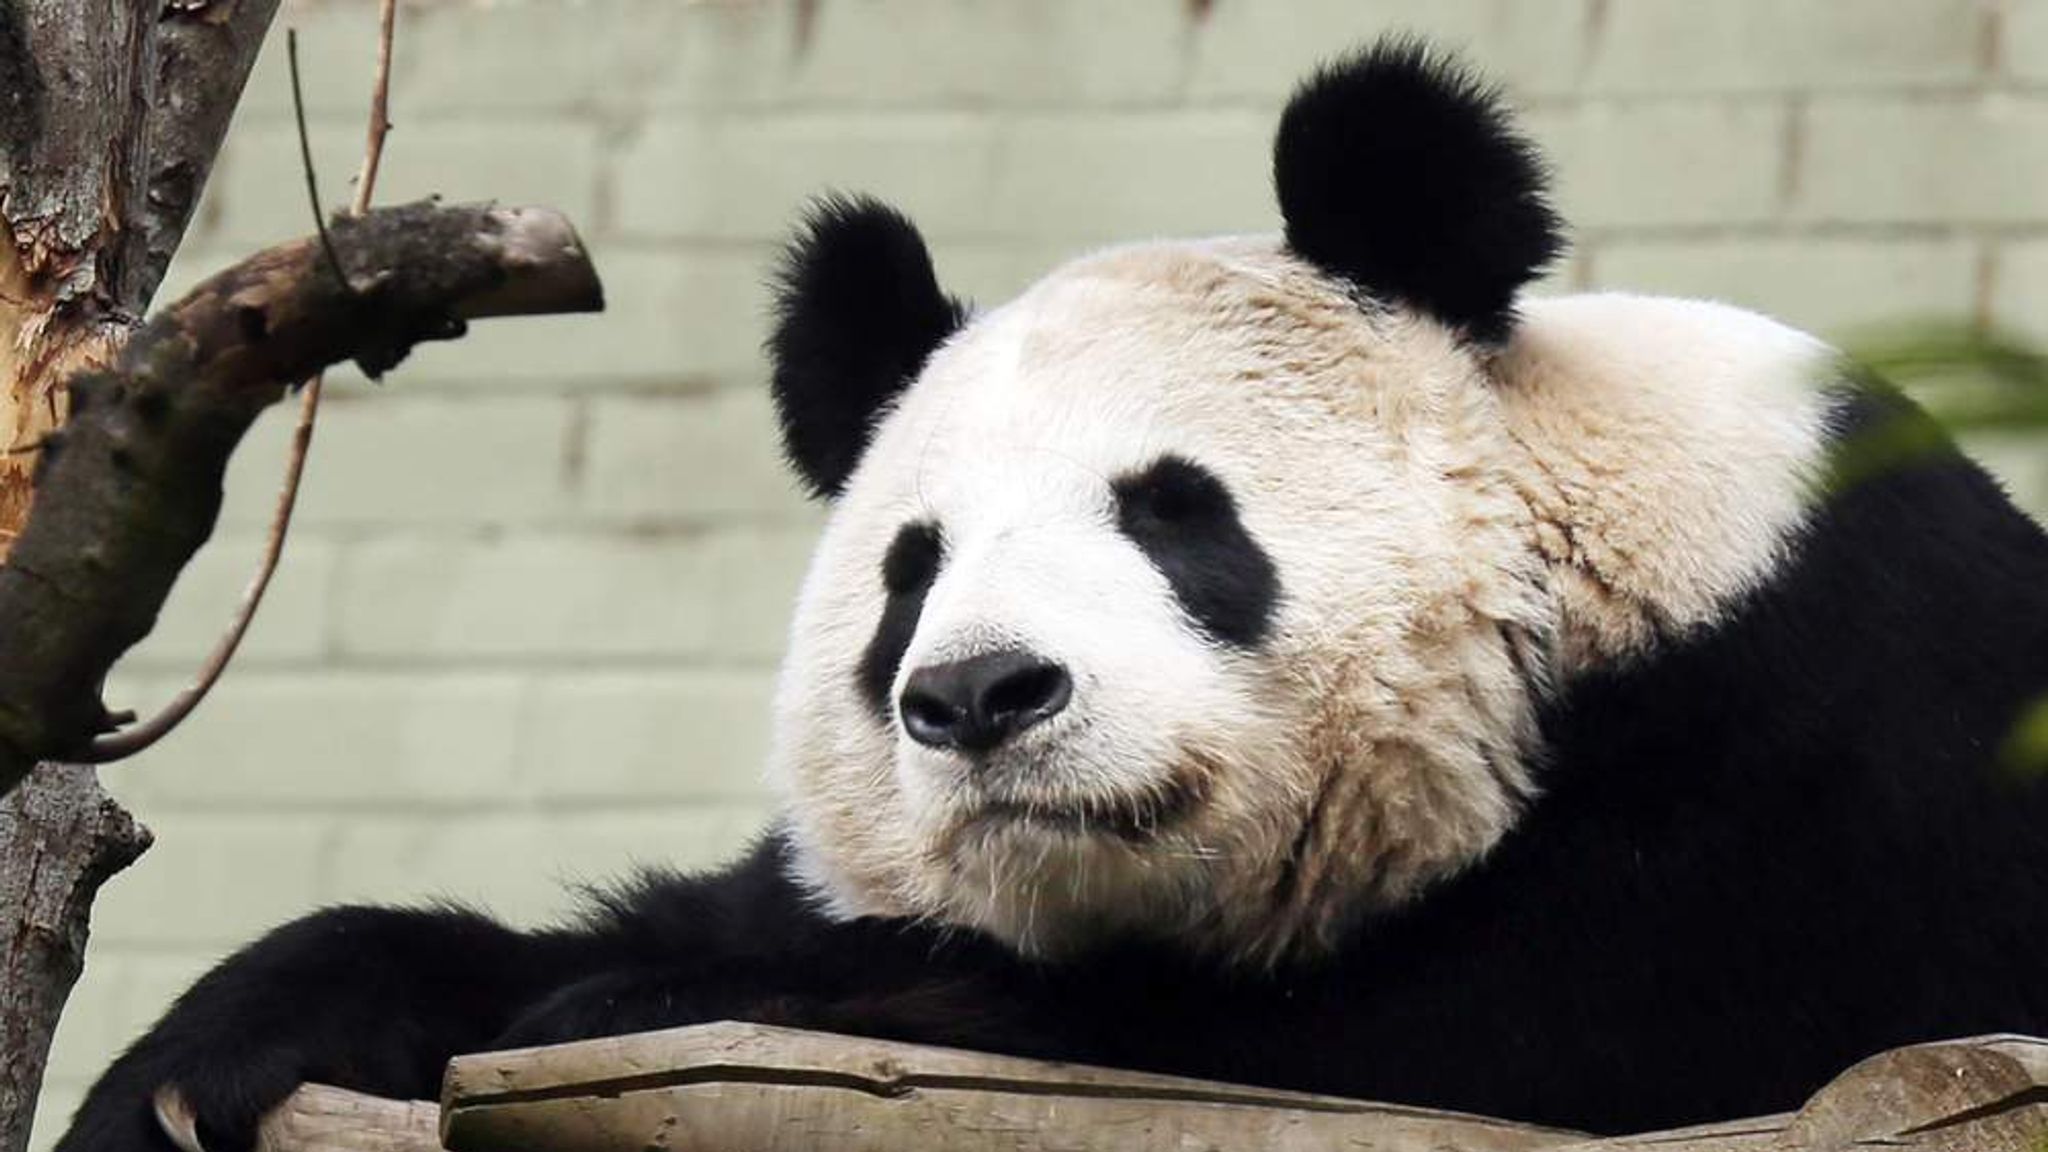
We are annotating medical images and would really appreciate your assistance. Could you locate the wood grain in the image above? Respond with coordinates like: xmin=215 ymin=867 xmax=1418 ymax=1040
xmin=252 ymin=1027 xmax=2048 ymax=1152
xmin=440 ymin=1021 xmax=1579 ymax=1152
xmin=255 ymin=1085 xmax=442 ymax=1152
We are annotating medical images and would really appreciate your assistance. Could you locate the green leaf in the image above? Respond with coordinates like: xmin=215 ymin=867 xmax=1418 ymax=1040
xmin=1846 ymin=321 xmax=2048 ymax=433
xmin=2002 ymin=693 xmax=2048 ymax=779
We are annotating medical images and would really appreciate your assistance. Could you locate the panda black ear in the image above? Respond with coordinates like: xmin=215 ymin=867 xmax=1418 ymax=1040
xmin=768 ymin=195 xmax=967 ymax=499
xmin=1273 ymin=37 xmax=1564 ymax=345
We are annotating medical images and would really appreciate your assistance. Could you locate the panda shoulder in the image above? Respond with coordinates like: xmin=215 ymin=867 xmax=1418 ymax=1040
xmin=1502 ymin=292 xmax=1837 ymax=410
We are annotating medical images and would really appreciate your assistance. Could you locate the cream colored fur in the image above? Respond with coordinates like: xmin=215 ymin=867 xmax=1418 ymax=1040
xmin=767 ymin=239 xmax=1835 ymax=966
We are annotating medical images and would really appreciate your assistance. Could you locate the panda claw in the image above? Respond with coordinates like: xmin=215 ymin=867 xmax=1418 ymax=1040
xmin=152 ymin=1086 xmax=209 ymax=1152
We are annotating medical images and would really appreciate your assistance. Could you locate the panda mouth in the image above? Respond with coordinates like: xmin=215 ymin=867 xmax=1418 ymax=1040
xmin=957 ymin=763 xmax=1213 ymax=844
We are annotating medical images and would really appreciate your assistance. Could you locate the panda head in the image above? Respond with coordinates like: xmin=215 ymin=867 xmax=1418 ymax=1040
xmin=763 ymin=40 xmax=1830 ymax=964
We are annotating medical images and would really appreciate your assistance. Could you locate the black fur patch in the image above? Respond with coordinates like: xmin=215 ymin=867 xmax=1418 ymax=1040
xmin=1274 ymin=37 xmax=1564 ymax=344
xmin=1112 ymin=456 xmax=1279 ymax=648
xmin=856 ymin=521 xmax=945 ymax=715
xmin=768 ymin=196 xmax=967 ymax=498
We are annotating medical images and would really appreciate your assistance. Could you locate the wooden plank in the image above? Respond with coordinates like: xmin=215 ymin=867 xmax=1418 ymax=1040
xmin=1544 ymin=1035 xmax=2048 ymax=1152
xmin=440 ymin=1021 xmax=1581 ymax=1152
xmin=242 ymin=1029 xmax=2048 ymax=1152
xmin=1542 ymin=1115 xmax=1795 ymax=1152
xmin=255 ymin=1086 xmax=441 ymax=1152
xmin=1783 ymin=1034 xmax=2048 ymax=1151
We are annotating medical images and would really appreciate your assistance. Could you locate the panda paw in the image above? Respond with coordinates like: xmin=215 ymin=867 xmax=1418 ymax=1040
xmin=56 ymin=904 xmax=551 ymax=1152
xmin=53 ymin=1044 xmax=307 ymax=1152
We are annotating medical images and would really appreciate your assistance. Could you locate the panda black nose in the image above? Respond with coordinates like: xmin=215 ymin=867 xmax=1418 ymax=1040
xmin=900 ymin=650 xmax=1073 ymax=754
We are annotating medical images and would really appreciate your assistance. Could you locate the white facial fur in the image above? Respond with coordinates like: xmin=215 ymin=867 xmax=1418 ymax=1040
xmin=767 ymin=239 xmax=1836 ymax=966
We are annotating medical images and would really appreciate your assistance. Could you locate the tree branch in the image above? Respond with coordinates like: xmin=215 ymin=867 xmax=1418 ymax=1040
xmin=92 ymin=2 xmax=408 ymax=766
xmin=0 ymin=201 xmax=604 ymax=796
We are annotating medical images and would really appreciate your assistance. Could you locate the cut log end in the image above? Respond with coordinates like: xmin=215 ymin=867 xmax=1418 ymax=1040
xmin=462 ymin=206 xmax=606 ymax=320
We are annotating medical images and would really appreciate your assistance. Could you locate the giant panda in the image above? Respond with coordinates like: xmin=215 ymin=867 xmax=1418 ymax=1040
xmin=58 ymin=37 xmax=2048 ymax=1150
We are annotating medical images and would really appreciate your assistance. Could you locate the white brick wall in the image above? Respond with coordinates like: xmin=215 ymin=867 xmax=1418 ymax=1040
xmin=31 ymin=1 xmax=2048 ymax=1145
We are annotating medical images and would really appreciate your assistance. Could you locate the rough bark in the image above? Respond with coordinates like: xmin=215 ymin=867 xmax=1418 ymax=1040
xmin=0 ymin=16 xmax=603 ymax=1152
xmin=0 ymin=767 xmax=152 ymax=1152
xmin=0 ymin=0 xmax=282 ymax=556
xmin=0 ymin=197 xmax=600 ymax=1152
xmin=0 ymin=201 xmax=605 ymax=799
xmin=0 ymin=6 xmax=277 ymax=1151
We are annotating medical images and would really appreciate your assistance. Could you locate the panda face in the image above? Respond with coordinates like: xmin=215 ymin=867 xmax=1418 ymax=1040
xmin=760 ymin=40 xmax=1834 ymax=963
xmin=769 ymin=241 xmax=1553 ymax=962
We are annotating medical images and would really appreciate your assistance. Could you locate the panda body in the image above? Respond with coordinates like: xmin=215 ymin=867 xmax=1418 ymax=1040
xmin=58 ymin=39 xmax=2048 ymax=1149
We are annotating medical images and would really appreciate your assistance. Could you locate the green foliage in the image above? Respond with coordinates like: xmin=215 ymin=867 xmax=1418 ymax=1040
xmin=1841 ymin=322 xmax=2048 ymax=780
xmin=1831 ymin=323 xmax=2048 ymax=496
xmin=1849 ymin=321 xmax=2048 ymax=433
xmin=2004 ymin=693 xmax=2048 ymax=780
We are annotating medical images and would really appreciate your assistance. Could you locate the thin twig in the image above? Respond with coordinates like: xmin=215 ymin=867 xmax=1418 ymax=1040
xmin=352 ymin=0 xmax=398 ymax=217
xmin=288 ymin=30 xmax=350 ymax=292
xmin=88 ymin=3 xmax=399 ymax=765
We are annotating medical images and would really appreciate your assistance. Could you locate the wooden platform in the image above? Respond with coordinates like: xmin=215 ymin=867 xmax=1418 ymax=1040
xmin=219 ymin=1024 xmax=2048 ymax=1152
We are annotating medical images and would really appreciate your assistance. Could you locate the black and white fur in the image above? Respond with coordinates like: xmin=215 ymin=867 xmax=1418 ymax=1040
xmin=59 ymin=39 xmax=2048 ymax=1147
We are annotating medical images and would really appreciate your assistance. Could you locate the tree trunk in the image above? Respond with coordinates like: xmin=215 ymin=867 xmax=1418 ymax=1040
xmin=0 ymin=4 xmax=279 ymax=1151
xmin=0 ymin=769 xmax=152 ymax=1149
xmin=0 ymin=0 xmax=282 ymax=551
xmin=0 ymin=8 xmax=609 ymax=1148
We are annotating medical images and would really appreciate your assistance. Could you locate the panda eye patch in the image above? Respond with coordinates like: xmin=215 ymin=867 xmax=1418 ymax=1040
xmin=881 ymin=520 xmax=944 ymax=594
xmin=1112 ymin=456 xmax=1280 ymax=648
xmin=858 ymin=521 xmax=945 ymax=716
xmin=1116 ymin=456 xmax=1230 ymax=525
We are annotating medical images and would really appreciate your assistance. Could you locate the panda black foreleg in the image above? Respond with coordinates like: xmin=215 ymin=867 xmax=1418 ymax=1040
xmin=492 ymin=962 xmax=1074 ymax=1062
xmin=56 ymin=833 xmax=1076 ymax=1152
xmin=53 ymin=903 xmax=590 ymax=1152
xmin=496 ymin=839 xmax=1077 ymax=1062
